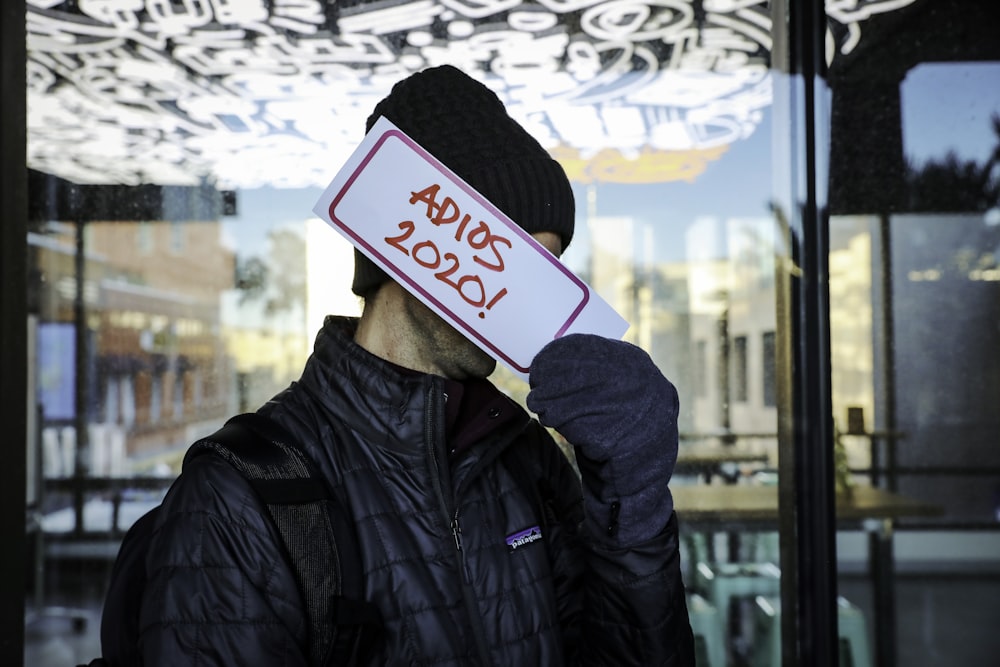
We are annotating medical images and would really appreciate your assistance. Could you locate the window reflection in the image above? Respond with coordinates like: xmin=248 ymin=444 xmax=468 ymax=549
xmin=829 ymin=61 xmax=1000 ymax=517
xmin=828 ymin=48 xmax=1000 ymax=667
xmin=21 ymin=1 xmax=998 ymax=666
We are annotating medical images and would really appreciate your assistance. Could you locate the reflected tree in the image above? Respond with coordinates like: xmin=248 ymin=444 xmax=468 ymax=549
xmin=235 ymin=255 xmax=268 ymax=302
xmin=904 ymin=113 xmax=1000 ymax=213
xmin=234 ymin=227 xmax=306 ymax=315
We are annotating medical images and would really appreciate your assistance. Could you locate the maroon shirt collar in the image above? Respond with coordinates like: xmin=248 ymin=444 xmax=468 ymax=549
xmin=379 ymin=359 xmax=519 ymax=458
xmin=444 ymin=377 xmax=520 ymax=458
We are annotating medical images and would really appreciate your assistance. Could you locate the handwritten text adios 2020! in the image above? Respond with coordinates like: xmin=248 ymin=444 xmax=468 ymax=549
xmin=385 ymin=183 xmax=512 ymax=319
xmin=315 ymin=119 xmax=628 ymax=378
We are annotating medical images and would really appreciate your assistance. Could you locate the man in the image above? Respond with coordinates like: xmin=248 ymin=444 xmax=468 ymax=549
xmin=131 ymin=65 xmax=694 ymax=665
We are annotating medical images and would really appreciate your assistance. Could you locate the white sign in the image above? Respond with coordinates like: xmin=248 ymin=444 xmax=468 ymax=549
xmin=313 ymin=116 xmax=628 ymax=378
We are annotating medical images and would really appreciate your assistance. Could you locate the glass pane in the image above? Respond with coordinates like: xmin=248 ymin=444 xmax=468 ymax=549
xmin=828 ymin=4 xmax=1000 ymax=666
xmin=20 ymin=2 xmax=959 ymax=665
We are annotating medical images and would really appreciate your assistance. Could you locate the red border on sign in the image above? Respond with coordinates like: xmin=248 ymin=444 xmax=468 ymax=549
xmin=328 ymin=129 xmax=589 ymax=373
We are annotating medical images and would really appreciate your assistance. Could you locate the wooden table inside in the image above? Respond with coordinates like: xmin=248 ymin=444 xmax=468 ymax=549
xmin=675 ymin=446 xmax=770 ymax=483
xmin=674 ymin=483 xmax=942 ymax=524
xmin=675 ymin=483 xmax=941 ymax=667
xmin=676 ymin=445 xmax=769 ymax=468
xmin=673 ymin=483 xmax=941 ymax=667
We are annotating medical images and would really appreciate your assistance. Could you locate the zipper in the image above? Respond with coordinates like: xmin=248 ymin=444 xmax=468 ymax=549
xmin=451 ymin=510 xmax=477 ymax=583
xmin=451 ymin=515 xmax=463 ymax=552
xmin=425 ymin=383 xmax=493 ymax=666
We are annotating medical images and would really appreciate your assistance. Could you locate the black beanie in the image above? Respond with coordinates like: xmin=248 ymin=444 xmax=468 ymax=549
xmin=351 ymin=65 xmax=576 ymax=297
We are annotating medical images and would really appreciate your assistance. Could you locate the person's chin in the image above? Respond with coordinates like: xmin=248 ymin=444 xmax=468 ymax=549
xmin=472 ymin=356 xmax=498 ymax=379
xmin=451 ymin=347 xmax=496 ymax=380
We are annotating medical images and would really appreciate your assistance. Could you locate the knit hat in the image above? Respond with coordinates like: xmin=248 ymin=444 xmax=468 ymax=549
xmin=352 ymin=65 xmax=575 ymax=297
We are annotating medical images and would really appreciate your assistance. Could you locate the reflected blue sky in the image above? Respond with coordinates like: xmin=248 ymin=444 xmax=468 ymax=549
xmin=902 ymin=61 xmax=1000 ymax=165
xmin=227 ymin=107 xmax=774 ymax=269
xmin=567 ymin=107 xmax=774 ymax=267
xmin=226 ymin=60 xmax=1000 ymax=273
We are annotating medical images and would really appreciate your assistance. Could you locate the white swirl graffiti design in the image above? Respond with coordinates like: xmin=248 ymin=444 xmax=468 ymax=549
xmin=26 ymin=0 xmax=915 ymax=188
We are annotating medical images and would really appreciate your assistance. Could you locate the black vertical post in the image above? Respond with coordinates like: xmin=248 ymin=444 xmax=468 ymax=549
xmin=871 ymin=214 xmax=898 ymax=667
xmin=827 ymin=25 xmax=909 ymax=667
xmin=877 ymin=214 xmax=898 ymax=496
xmin=772 ymin=0 xmax=839 ymax=665
xmin=73 ymin=218 xmax=89 ymax=536
xmin=718 ymin=309 xmax=731 ymax=434
xmin=791 ymin=1 xmax=838 ymax=665
xmin=0 ymin=0 xmax=27 ymax=659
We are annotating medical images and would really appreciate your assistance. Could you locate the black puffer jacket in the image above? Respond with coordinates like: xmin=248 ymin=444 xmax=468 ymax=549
xmin=138 ymin=317 xmax=693 ymax=665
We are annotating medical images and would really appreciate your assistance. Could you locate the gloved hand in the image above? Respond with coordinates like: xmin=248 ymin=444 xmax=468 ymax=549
xmin=527 ymin=334 xmax=679 ymax=546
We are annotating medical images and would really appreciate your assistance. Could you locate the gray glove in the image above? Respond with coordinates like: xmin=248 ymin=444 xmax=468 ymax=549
xmin=527 ymin=334 xmax=679 ymax=546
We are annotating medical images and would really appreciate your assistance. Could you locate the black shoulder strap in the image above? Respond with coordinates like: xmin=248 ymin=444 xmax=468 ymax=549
xmin=187 ymin=412 xmax=381 ymax=666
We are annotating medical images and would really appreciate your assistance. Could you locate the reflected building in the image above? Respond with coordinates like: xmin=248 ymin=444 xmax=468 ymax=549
xmin=685 ymin=217 xmax=734 ymax=436
xmin=586 ymin=207 xmax=780 ymax=441
xmin=725 ymin=216 xmax=778 ymax=443
xmin=830 ymin=217 xmax=877 ymax=469
xmin=830 ymin=212 xmax=1000 ymax=520
xmin=587 ymin=211 xmax=696 ymax=433
xmin=588 ymin=214 xmax=637 ymax=325
xmin=30 ymin=208 xmax=318 ymax=476
xmin=221 ymin=222 xmax=312 ymax=418
xmin=640 ymin=262 xmax=695 ymax=435
xmin=30 ymin=217 xmax=236 ymax=474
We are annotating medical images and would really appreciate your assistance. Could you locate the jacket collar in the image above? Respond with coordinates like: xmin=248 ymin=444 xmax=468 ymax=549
xmin=297 ymin=316 xmax=528 ymax=457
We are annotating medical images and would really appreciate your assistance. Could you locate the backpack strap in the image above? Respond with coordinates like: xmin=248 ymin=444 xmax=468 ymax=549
xmin=99 ymin=506 xmax=160 ymax=667
xmin=187 ymin=412 xmax=381 ymax=666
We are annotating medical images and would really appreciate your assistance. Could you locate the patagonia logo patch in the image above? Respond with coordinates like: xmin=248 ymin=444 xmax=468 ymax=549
xmin=506 ymin=525 xmax=543 ymax=552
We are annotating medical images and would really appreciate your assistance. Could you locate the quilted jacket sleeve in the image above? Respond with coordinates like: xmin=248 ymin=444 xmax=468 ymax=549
xmin=538 ymin=426 xmax=695 ymax=667
xmin=138 ymin=455 xmax=309 ymax=666
xmin=579 ymin=512 xmax=694 ymax=666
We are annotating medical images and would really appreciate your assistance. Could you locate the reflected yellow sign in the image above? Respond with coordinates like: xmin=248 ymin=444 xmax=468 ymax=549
xmin=553 ymin=144 xmax=731 ymax=184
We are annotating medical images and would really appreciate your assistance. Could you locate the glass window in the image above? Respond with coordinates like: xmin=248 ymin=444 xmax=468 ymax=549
xmin=695 ymin=339 xmax=709 ymax=399
xmin=732 ymin=335 xmax=748 ymax=403
xmin=827 ymin=5 xmax=1000 ymax=667
xmin=169 ymin=221 xmax=184 ymax=255
xmin=762 ymin=330 xmax=776 ymax=408
xmin=13 ymin=1 xmax=999 ymax=666
xmin=137 ymin=221 xmax=152 ymax=255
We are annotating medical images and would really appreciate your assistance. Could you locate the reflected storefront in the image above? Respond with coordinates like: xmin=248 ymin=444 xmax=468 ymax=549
xmin=3 ymin=0 xmax=1000 ymax=665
